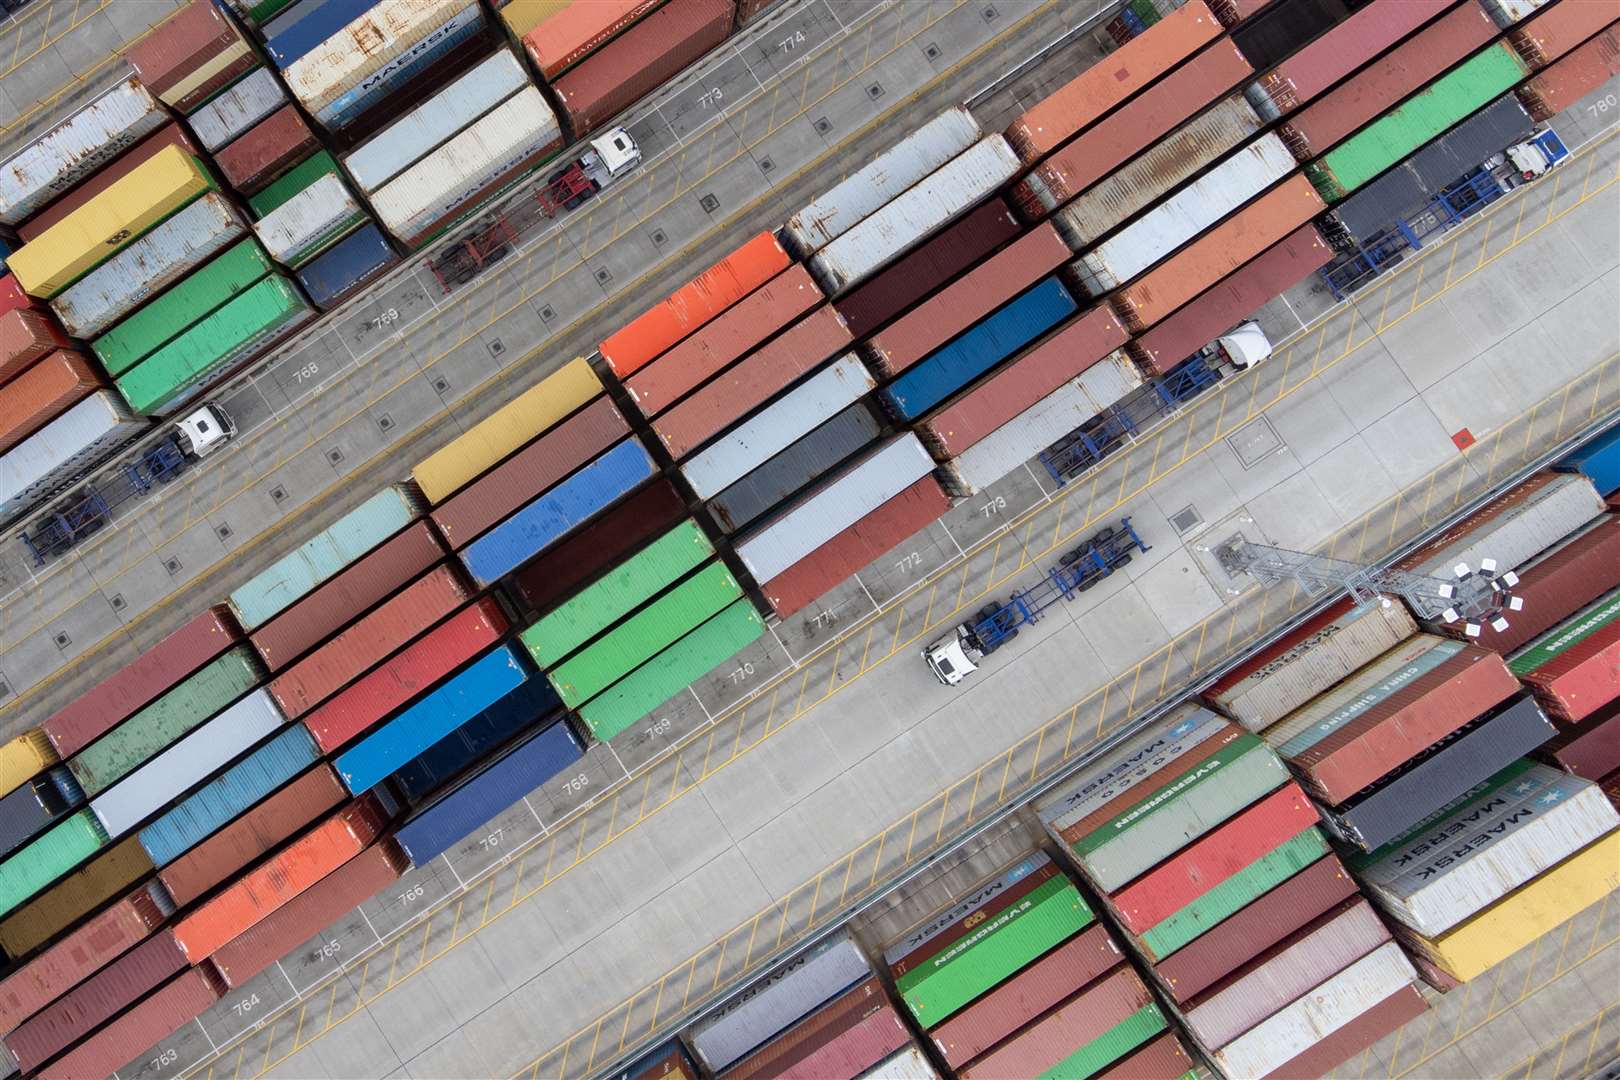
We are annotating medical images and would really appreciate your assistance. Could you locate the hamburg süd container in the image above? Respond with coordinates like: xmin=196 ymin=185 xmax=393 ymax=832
xmin=519 ymin=0 xmax=663 ymax=80
xmin=0 ymin=391 xmax=145 ymax=518
xmin=190 ymin=68 xmax=290 ymax=154
xmin=16 ymin=124 xmax=200 ymax=244
xmin=1517 ymin=25 xmax=1620 ymax=120
xmin=296 ymin=221 xmax=399 ymax=309
xmin=0 ymin=351 xmax=102 ymax=456
xmin=253 ymin=172 xmax=366 ymax=267
xmin=707 ymin=404 xmax=880 ymax=531
xmin=1509 ymin=588 xmax=1620 ymax=723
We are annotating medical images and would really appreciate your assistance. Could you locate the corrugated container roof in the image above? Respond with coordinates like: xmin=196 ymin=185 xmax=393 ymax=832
xmin=957 ymin=966 xmax=1159 ymax=1080
xmin=708 ymin=403 xmax=881 ymax=533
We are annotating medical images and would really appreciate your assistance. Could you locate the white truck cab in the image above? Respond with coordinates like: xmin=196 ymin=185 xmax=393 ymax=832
xmin=923 ymin=627 xmax=982 ymax=686
xmin=175 ymin=403 xmax=236 ymax=458
xmin=1213 ymin=321 xmax=1273 ymax=369
xmin=583 ymin=128 xmax=641 ymax=185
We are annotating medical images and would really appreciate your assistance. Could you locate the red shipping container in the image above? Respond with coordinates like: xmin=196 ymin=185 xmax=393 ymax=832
xmin=1512 ymin=4 xmax=1616 ymax=68
xmin=1005 ymin=0 xmax=1223 ymax=162
xmin=5 ymin=930 xmax=187 ymax=1071
xmin=301 ymin=597 xmax=509 ymax=753
xmin=1536 ymin=699 xmax=1620 ymax=780
xmin=160 ymin=765 xmax=348 ymax=906
xmin=0 ymin=884 xmax=168 ymax=1037
xmin=216 ymin=105 xmax=319 ymax=194
xmin=1282 ymin=3 xmax=1500 ymax=156
xmin=0 ymin=350 xmax=103 ymax=454
xmin=522 ymin=0 xmax=664 ymax=79
xmin=431 ymin=396 xmax=628 ymax=547
xmin=1012 ymin=38 xmax=1252 ymax=218
xmin=1259 ymin=985 xmax=1427 ymax=1080
xmin=0 ymin=308 xmax=71 ymax=385
xmin=1518 ymin=24 xmax=1620 ymax=120
xmin=1057 ymin=722 xmax=1250 ymax=846
xmin=269 ymin=566 xmax=469 ymax=718
xmin=600 ymin=231 xmax=789 ymax=377
xmin=1108 ymin=783 xmax=1318 ymax=931
xmin=1252 ymin=0 xmax=1455 ymax=114
xmin=18 ymin=125 xmax=201 ymax=242
xmin=650 ymin=305 xmax=853 ymax=457
xmin=726 ymin=979 xmax=904 ymax=1080
xmin=959 ymin=966 xmax=1151 ymax=1080
xmin=0 ymin=276 xmax=38 ymax=318
xmin=780 ymin=1002 xmax=908 ymax=1079
xmin=1112 ymin=175 xmax=1327 ymax=331
xmin=124 ymin=0 xmax=253 ymax=111
xmin=1129 ymin=225 xmax=1331 ymax=374
xmin=928 ymin=924 xmax=1122 ymax=1068
xmin=43 ymin=605 xmax=242 ymax=758
xmin=1153 ymin=853 xmax=1356 ymax=1003
xmin=1519 ymin=618 xmax=1620 ymax=724
xmin=39 ymin=966 xmax=225 ymax=1080
xmin=889 ymin=863 xmax=1060 ymax=979
xmin=250 ymin=521 xmax=445 ymax=671
xmin=736 ymin=0 xmax=786 ymax=25
xmin=552 ymin=0 xmax=734 ymax=137
xmin=867 ymin=223 xmax=1074 ymax=376
xmin=1095 ymin=1033 xmax=1199 ymax=1080
xmin=762 ymin=476 xmax=951 ymax=616
xmin=626 ymin=263 xmax=822 ymax=416
xmin=919 ymin=306 xmax=1129 ymax=457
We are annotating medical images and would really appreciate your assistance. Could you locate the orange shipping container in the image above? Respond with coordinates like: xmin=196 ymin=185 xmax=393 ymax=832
xmin=171 ymin=797 xmax=389 ymax=964
xmin=0 ymin=350 xmax=102 ymax=454
xmin=1110 ymin=174 xmax=1326 ymax=331
xmin=522 ymin=0 xmax=664 ymax=78
xmin=598 ymin=231 xmax=789 ymax=376
xmin=0 ymin=308 xmax=71 ymax=385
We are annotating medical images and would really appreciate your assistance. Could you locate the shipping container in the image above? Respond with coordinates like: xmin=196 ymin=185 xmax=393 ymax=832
xmin=0 ymin=769 xmax=81 ymax=861
xmin=265 ymin=0 xmax=384 ymax=67
xmin=509 ymin=480 xmax=689 ymax=614
xmin=785 ymin=108 xmax=981 ymax=253
xmin=0 ymin=351 xmax=101 ymax=455
xmin=1096 ymin=1033 xmax=1198 ymax=1080
xmin=709 ymin=404 xmax=881 ymax=531
xmin=216 ymin=103 xmax=318 ymax=195
xmin=859 ymin=1046 xmax=937 ymax=1080
xmin=1537 ymin=701 xmax=1620 ymax=780
xmin=1517 ymin=24 xmax=1620 ymax=119
xmin=191 ymin=68 xmax=290 ymax=155
xmin=1510 ymin=588 xmax=1620 ymax=722
xmin=0 ymin=391 xmax=145 ymax=517
xmin=724 ymin=976 xmax=906 ymax=1080
xmin=126 ymin=0 xmax=255 ymax=112
xmin=888 ymin=858 xmax=1058 ymax=977
xmin=1481 ymin=0 xmax=1556 ymax=29
xmin=17 ymin=124 xmax=201 ymax=243
xmin=38 ymin=966 xmax=225 ymax=1080
xmin=958 ymin=966 xmax=1163 ymax=1080
xmin=296 ymin=222 xmax=399 ymax=309
xmin=1395 ymin=471 xmax=1607 ymax=581
xmin=0 ymin=277 xmax=33 ymax=317
xmin=251 ymin=151 xmax=343 ymax=217
xmin=0 ymin=308 xmax=71 ymax=384
xmin=1229 ymin=0 xmax=1354 ymax=69
xmin=253 ymin=172 xmax=365 ymax=267
xmin=1264 ymin=984 xmax=1428 ymax=1078
xmin=230 ymin=484 xmax=424 ymax=628
xmin=0 ymin=836 xmax=153 ymax=958
xmin=390 ymin=677 xmax=561 ymax=802
xmin=520 ymin=0 xmax=664 ymax=79
xmin=1558 ymin=424 xmax=1620 ymax=496
xmin=0 ymin=732 xmax=54 ymax=810
xmin=0 ymin=810 xmax=104 ymax=920
xmin=1005 ymin=0 xmax=1223 ymax=162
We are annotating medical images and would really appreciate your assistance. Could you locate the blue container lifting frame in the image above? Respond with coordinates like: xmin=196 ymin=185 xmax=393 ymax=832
xmin=17 ymin=432 xmax=196 ymax=567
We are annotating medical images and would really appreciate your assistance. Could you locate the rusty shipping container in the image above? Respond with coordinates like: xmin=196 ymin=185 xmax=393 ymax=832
xmin=0 ymin=836 xmax=155 ymax=963
xmin=1511 ymin=2 xmax=1617 ymax=67
xmin=40 ymin=966 xmax=225 ymax=1080
xmin=1537 ymin=701 xmax=1620 ymax=779
xmin=1260 ymin=985 xmax=1428 ymax=1080
xmin=725 ymin=978 xmax=906 ymax=1080
xmin=958 ymin=966 xmax=1159 ymax=1080
xmin=1512 ymin=590 xmax=1620 ymax=723
xmin=1097 ymin=1034 xmax=1199 ymax=1080
xmin=216 ymin=105 xmax=320 ymax=194
xmin=17 ymin=125 xmax=201 ymax=243
xmin=1518 ymin=24 xmax=1620 ymax=119
xmin=0 ymin=308 xmax=70 ymax=384
xmin=0 ymin=350 xmax=102 ymax=455
xmin=124 ymin=0 xmax=255 ymax=112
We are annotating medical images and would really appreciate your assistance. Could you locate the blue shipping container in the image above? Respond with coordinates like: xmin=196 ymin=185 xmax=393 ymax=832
xmin=880 ymin=278 xmax=1078 ymax=421
xmin=1557 ymin=423 xmax=1620 ymax=497
xmin=336 ymin=644 xmax=529 ymax=794
xmin=138 ymin=725 xmax=321 ymax=866
xmin=315 ymin=4 xmax=487 ymax=131
xmin=461 ymin=439 xmax=656 ymax=586
xmin=296 ymin=223 xmax=397 ymax=309
xmin=393 ymin=720 xmax=582 ymax=866
xmin=390 ymin=677 xmax=562 ymax=804
xmin=266 ymin=0 xmax=381 ymax=69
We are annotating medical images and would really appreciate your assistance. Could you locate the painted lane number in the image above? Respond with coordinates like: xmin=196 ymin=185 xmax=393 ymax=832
xmin=895 ymin=552 xmax=923 ymax=573
xmin=1588 ymin=93 xmax=1617 ymax=118
xmin=777 ymin=29 xmax=807 ymax=53
xmin=479 ymin=828 xmax=504 ymax=850
xmin=232 ymin=993 xmax=262 ymax=1017
xmin=726 ymin=661 xmax=756 ymax=684
xmin=398 ymin=883 xmax=426 ymax=904
xmin=979 ymin=495 xmax=1008 ymax=517
xmin=150 ymin=1048 xmax=180 ymax=1070
xmin=562 ymin=773 xmax=590 ymax=795
xmin=699 ymin=86 xmax=725 ymax=108
xmin=292 ymin=361 xmax=320 ymax=383
xmin=646 ymin=717 xmax=673 ymax=738
xmin=370 ymin=307 xmax=400 ymax=331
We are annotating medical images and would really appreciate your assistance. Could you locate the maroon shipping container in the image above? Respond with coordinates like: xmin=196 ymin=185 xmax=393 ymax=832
xmin=1511 ymin=3 xmax=1616 ymax=67
xmin=929 ymin=924 xmax=1123 ymax=1068
xmin=250 ymin=521 xmax=445 ymax=671
xmin=783 ymin=1002 xmax=908 ymax=1079
xmin=1011 ymin=39 xmax=1252 ymax=219
xmin=866 ymin=223 xmax=1073 ymax=377
xmin=125 ymin=0 xmax=252 ymax=112
xmin=727 ymin=979 xmax=905 ymax=1080
xmin=1281 ymin=3 xmax=1500 ymax=157
xmin=1095 ymin=1033 xmax=1199 ymax=1080
xmin=1128 ymin=225 xmax=1330 ymax=375
xmin=1057 ymin=722 xmax=1250 ymax=846
xmin=1252 ymin=0 xmax=1455 ymax=115
xmin=431 ymin=396 xmax=627 ymax=548
xmin=833 ymin=199 xmax=1023 ymax=341
xmin=160 ymin=765 xmax=348 ymax=906
xmin=736 ymin=0 xmax=786 ymax=25
xmin=18 ymin=126 xmax=202 ymax=242
xmin=552 ymin=0 xmax=734 ymax=136
xmin=4 ymin=931 xmax=187 ymax=1072
xmin=1260 ymin=985 xmax=1427 ymax=1080
xmin=650 ymin=305 xmax=853 ymax=457
xmin=211 ymin=842 xmax=409 ymax=987
xmin=1536 ymin=700 xmax=1620 ymax=780
xmin=216 ymin=105 xmax=319 ymax=194
xmin=0 ymin=276 xmax=38 ymax=318
xmin=1518 ymin=24 xmax=1620 ymax=120
xmin=919 ymin=306 xmax=1129 ymax=458
xmin=0 ymin=308 xmax=71 ymax=385
xmin=43 ymin=605 xmax=242 ymax=758
xmin=762 ymin=476 xmax=951 ymax=616
xmin=890 ymin=864 xmax=1061 ymax=979
xmin=959 ymin=966 xmax=1151 ymax=1080
xmin=39 ymin=965 xmax=225 ymax=1080
xmin=1153 ymin=854 xmax=1356 ymax=1004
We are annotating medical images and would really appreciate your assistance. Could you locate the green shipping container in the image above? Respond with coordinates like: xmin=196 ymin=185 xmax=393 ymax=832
xmin=1508 ymin=589 xmax=1620 ymax=676
xmin=523 ymin=521 xmax=715 ymax=666
xmin=0 ymin=810 xmax=107 ymax=919
xmin=1039 ymin=1004 xmax=1167 ymax=1080
xmin=1308 ymin=44 xmax=1529 ymax=201
xmin=249 ymin=151 xmax=340 ymax=218
xmin=70 ymin=645 xmax=263 ymax=795
xmin=896 ymin=874 xmax=1076 ymax=992
xmin=1140 ymin=830 xmax=1330 ymax=960
xmin=92 ymin=239 xmax=276 ymax=376
xmin=578 ymin=599 xmax=765 ymax=742
xmin=116 ymin=275 xmax=310 ymax=415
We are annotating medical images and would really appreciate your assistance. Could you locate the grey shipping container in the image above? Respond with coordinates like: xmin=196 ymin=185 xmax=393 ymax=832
xmin=0 ymin=769 xmax=81 ymax=860
xmin=1038 ymin=705 xmax=1228 ymax=832
xmin=189 ymin=68 xmax=289 ymax=152
xmin=1 ymin=392 xmax=146 ymax=517
xmin=1394 ymin=472 xmax=1605 ymax=582
xmin=707 ymin=403 xmax=882 ymax=533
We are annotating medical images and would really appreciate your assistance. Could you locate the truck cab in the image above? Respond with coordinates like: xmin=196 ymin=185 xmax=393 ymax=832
xmin=924 ymin=626 xmax=981 ymax=686
xmin=1212 ymin=321 xmax=1272 ymax=370
xmin=174 ymin=403 xmax=236 ymax=459
xmin=583 ymin=128 xmax=641 ymax=185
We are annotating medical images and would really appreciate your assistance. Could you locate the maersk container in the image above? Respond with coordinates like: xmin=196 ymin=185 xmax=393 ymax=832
xmin=0 ymin=76 xmax=168 ymax=226
xmin=784 ymin=108 xmax=981 ymax=255
xmin=335 ymin=645 xmax=528 ymax=794
xmin=391 ymin=678 xmax=562 ymax=803
xmin=461 ymin=439 xmax=656 ymax=587
xmin=1557 ymin=424 xmax=1620 ymax=497
xmin=690 ymin=935 xmax=871 ymax=1073
xmin=50 ymin=193 xmax=248 ymax=338
xmin=807 ymin=136 xmax=1023 ymax=296
xmin=315 ymin=5 xmax=490 ymax=132
xmin=708 ymin=404 xmax=881 ymax=533
xmin=1074 ymin=133 xmax=1296 ymax=295
xmin=0 ymin=392 xmax=145 ymax=518
xmin=394 ymin=718 xmax=581 ymax=864
xmin=296 ymin=222 xmax=398 ymax=310
xmin=189 ymin=68 xmax=288 ymax=152
xmin=735 ymin=435 xmax=935 ymax=583
xmin=253 ymin=173 xmax=366 ymax=268
xmin=138 ymin=724 xmax=319 ymax=867
xmin=0 ymin=769 xmax=81 ymax=861
xmin=232 ymin=485 xmax=424 ymax=628
xmin=681 ymin=356 xmax=874 ymax=500
xmin=266 ymin=0 xmax=382 ymax=67
xmin=371 ymin=87 xmax=562 ymax=247
xmin=0 ymin=811 xmax=108 ymax=919
xmin=1394 ymin=471 xmax=1605 ymax=582
xmin=344 ymin=50 xmax=529 ymax=192
xmin=886 ymin=854 xmax=1051 ymax=967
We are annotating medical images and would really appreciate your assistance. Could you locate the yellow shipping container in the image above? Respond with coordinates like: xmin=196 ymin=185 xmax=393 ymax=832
xmin=500 ymin=0 xmax=573 ymax=38
xmin=8 ymin=145 xmax=210 ymax=298
xmin=0 ymin=836 xmax=153 ymax=957
xmin=0 ymin=730 xmax=56 ymax=800
xmin=1418 ymin=830 xmax=1620 ymax=982
xmin=412 ymin=357 xmax=602 ymax=504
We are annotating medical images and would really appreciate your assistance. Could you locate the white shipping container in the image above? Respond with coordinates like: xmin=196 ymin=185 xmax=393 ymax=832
xmin=682 ymin=355 xmax=875 ymax=498
xmin=312 ymin=2 xmax=485 ymax=129
xmin=285 ymin=0 xmax=477 ymax=117
xmin=0 ymin=392 xmax=146 ymax=517
xmin=735 ymin=435 xmax=935 ymax=582
xmin=1211 ymin=943 xmax=1417 ymax=1080
xmin=90 ymin=689 xmax=284 ymax=837
xmin=1075 ymin=133 xmax=1297 ymax=295
xmin=189 ymin=68 xmax=288 ymax=152
xmin=1261 ymin=635 xmax=1458 ymax=753
xmin=808 ymin=136 xmax=1022 ymax=295
xmin=370 ymin=87 xmax=561 ymax=246
xmin=254 ymin=173 xmax=365 ymax=267
xmin=0 ymin=76 xmax=168 ymax=225
xmin=1401 ymin=473 xmax=1605 ymax=583
xmin=50 ymin=194 xmax=248 ymax=337
xmin=344 ymin=50 xmax=529 ymax=192
xmin=858 ymin=1046 xmax=940 ymax=1079
xmin=689 ymin=935 xmax=870 ymax=1073
xmin=1479 ymin=0 xmax=1552 ymax=27
xmin=784 ymin=107 xmax=981 ymax=254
